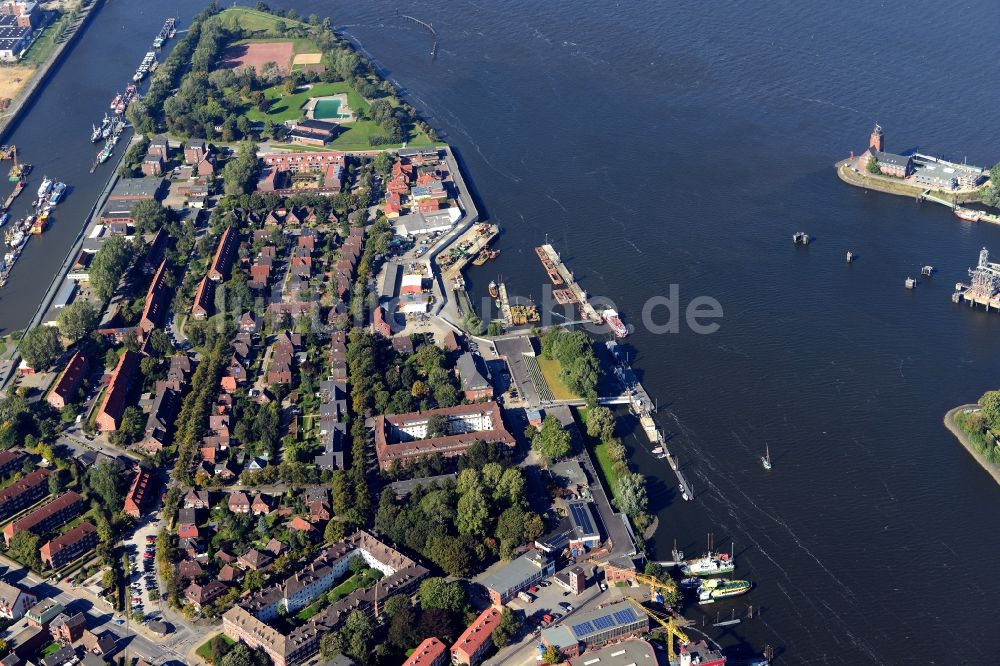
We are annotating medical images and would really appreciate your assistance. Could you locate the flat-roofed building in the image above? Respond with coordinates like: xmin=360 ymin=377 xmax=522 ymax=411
xmin=540 ymin=601 xmax=648 ymax=660
xmin=480 ymin=550 xmax=554 ymax=606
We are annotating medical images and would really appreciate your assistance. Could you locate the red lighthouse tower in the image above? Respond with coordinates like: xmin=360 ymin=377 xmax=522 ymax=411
xmin=869 ymin=123 xmax=884 ymax=152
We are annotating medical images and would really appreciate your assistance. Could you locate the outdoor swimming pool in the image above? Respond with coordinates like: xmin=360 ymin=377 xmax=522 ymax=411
xmin=313 ymin=98 xmax=349 ymax=120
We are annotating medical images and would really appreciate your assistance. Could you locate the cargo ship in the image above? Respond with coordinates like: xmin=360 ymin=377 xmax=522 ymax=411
xmin=603 ymin=309 xmax=628 ymax=338
xmin=697 ymin=578 xmax=752 ymax=604
xmin=680 ymin=551 xmax=735 ymax=577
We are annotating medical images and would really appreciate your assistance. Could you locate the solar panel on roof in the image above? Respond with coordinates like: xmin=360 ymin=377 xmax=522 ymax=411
xmin=569 ymin=502 xmax=596 ymax=536
xmin=571 ymin=621 xmax=595 ymax=636
xmin=613 ymin=608 xmax=638 ymax=624
xmin=591 ymin=614 xmax=616 ymax=630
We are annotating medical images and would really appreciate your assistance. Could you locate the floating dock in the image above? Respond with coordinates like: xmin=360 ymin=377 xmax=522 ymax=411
xmin=498 ymin=281 xmax=512 ymax=325
xmin=607 ymin=341 xmax=693 ymax=501
xmin=536 ymin=244 xmax=603 ymax=324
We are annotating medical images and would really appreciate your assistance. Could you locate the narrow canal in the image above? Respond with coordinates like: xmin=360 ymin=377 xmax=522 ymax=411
xmin=0 ymin=0 xmax=208 ymax=334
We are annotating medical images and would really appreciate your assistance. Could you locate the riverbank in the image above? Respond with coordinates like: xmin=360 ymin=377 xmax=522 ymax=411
xmin=835 ymin=158 xmax=984 ymax=203
xmin=0 ymin=0 xmax=100 ymax=141
xmin=944 ymin=404 xmax=1000 ymax=486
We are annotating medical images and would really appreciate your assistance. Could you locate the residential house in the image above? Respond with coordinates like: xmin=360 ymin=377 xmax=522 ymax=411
xmin=46 ymin=350 xmax=89 ymax=411
xmin=0 ymin=581 xmax=36 ymax=620
xmin=39 ymin=522 xmax=98 ymax=570
xmin=96 ymin=350 xmax=140 ymax=431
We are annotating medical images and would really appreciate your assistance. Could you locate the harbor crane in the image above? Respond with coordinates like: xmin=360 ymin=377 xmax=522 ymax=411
xmin=627 ymin=600 xmax=691 ymax=663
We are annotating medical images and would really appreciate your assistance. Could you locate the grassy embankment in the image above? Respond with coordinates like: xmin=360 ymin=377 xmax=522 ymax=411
xmin=576 ymin=406 xmax=622 ymax=505
xmin=535 ymin=357 xmax=578 ymax=401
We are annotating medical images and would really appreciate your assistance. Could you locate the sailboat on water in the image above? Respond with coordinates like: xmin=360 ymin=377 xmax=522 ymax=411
xmin=761 ymin=444 xmax=772 ymax=470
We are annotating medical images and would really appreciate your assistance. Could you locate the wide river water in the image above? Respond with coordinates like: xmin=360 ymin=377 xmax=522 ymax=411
xmin=4 ymin=1 xmax=1000 ymax=663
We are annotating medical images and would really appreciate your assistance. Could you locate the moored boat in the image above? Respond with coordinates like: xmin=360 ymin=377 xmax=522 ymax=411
xmin=48 ymin=182 xmax=67 ymax=205
xmin=681 ymin=551 xmax=735 ymax=577
xmin=955 ymin=207 xmax=982 ymax=222
xmin=488 ymin=280 xmax=499 ymax=299
xmin=36 ymin=176 xmax=52 ymax=199
xmin=698 ymin=578 xmax=752 ymax=603
xmin=604 ymin=309 xmax=628 ymax=338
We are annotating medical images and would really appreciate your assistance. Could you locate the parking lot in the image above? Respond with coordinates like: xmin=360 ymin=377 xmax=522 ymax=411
xmin=124 ymin=513 xmax=162 ymax=622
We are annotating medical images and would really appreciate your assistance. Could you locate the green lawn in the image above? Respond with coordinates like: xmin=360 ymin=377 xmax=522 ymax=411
xmin=537 ymin=357 xmax=579 ymax=401
xmin=327 ymin=573 xmax=361 ymax=603
xmin=196 ymin=634 xmax=236 ymax=663
xmin=22 ymin=11 xmax=72 ymax=67
xmin=295 ymin=600 xmax=323 ymax=621
xmin=246 ymin=82 xmax=367 ymax=124
xmin=218 ymin=7 xmax=309 ymax=35
xmin=246 ymin=82 xmax=434 ymax=150
xmin=40 ymin=643 xmax=62 ymax=657
xmin=577 ymin=407 xmax=622 ymax=504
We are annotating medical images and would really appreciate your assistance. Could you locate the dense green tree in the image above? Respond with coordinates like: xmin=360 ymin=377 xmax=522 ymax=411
xmin=222 ymin=141 xmax=260 ymax=196
xmin=88 ymin=461 xmax=125 ymax=511
xmin=979 ymin=390 xmax=1000 ymax=428
xmin=418 ymin=577 xmax=466 ymax=614
xmin=90 ymin=235 xmax=132 ymax=301
xmin=19 ymin=326 xmax=63 ymax=370
xmin=8 ymin=531 xmax=41 ymax=570
xmin=586 ymin=406 xmax=616 ymax=441
xmin=132 ymin=199 xmax=169 ymax=234
xmin=56 ymin=300 xmax=100 ymax=342
xmin=492 ymin=607 xmax=522 ymax=648
xmin=613 ymin=471 xmax=648 ymax=517
xmin=387 ymin=605 xmax=421 ymax=649
xmin=531 ymin=415 xmax=572 ymax=464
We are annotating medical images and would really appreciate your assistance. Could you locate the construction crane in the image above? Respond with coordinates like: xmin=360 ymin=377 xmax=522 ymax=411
xmin=628 ymin=600 xmax=690 ymax=663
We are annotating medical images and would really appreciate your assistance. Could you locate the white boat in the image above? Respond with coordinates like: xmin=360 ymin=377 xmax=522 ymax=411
xmin=36 ymin=177 xmax=52 ymax=199
xmin=651 ymin=447 xmax=664 ymax=454
xmin=680 ymin=552 xmax=735 ymax=577
xmin=761 ymin=444 xmax=772 ymax=470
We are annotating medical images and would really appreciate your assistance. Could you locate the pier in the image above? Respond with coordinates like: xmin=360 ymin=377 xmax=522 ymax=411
xmin=497 ymin=281 xmax=512 ymax=325
xmin=953 ymin=247 xmax=1000 ymax=310
xmin=400 ymin=15 xmax=439 ymax=58
xmin=606 ymin=341 xmax=695 ymax=501
xmin=536 ymin=243 xmax=603 ymax=324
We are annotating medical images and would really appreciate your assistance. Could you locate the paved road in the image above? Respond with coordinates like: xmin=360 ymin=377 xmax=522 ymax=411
xmin=0 ymin=552 xmax=195 ymax=665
